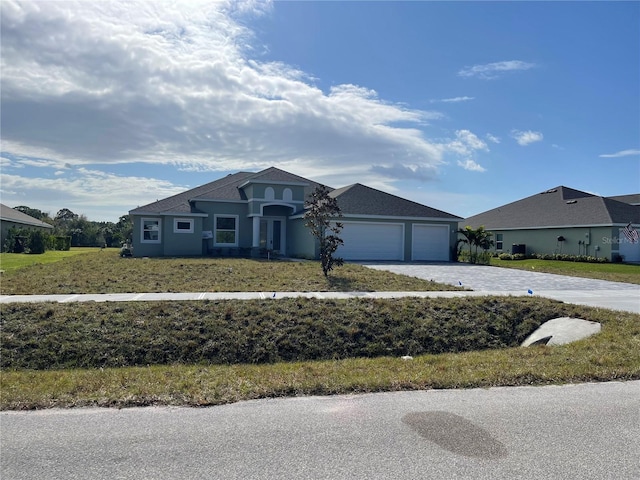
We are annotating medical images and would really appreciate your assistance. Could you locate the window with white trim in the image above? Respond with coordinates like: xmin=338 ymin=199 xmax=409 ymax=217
xmin=283 ymin=188 xmax=293 ymax=201
xmin=173 ymin=218 xmax=194 ymax=233
xmin=141 ymin=218 xmax=161 ymax=243
xmin=496 ymin=233 xmax=503 ymax=250
xmin=214 ymin=215 xmax=238 ymax=246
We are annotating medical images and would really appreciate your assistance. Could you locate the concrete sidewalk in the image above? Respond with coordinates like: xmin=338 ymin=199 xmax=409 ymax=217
xmin=1 ymin=288 xmax=638 ymax=313
xmin=1 ymin=263 xmax=638 ymax=313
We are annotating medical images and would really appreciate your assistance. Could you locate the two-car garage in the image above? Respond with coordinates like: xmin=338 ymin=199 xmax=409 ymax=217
xmin=336 ymin=221 xmax=451 ymax=262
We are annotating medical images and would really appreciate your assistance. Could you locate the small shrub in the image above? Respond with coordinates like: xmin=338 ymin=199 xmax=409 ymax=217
xmin=28 ymin=230 xmax=47 ymax=254
xmin=54 ymin=236 xmax=72 ymax=251
xmin=532 ymin=253 xmax=609 ymax=264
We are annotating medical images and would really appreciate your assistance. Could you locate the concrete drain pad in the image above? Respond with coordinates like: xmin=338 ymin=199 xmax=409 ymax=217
xmin=521 ymin=317 xmax=601 ymax=346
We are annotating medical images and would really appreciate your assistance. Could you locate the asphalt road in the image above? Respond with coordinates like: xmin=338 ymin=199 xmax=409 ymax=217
xmin=2 ymin=381 xmax=638 ymax=479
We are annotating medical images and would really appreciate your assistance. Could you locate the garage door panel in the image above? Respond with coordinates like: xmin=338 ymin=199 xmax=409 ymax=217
xmin=412 ymin=224 xmax=449 ymax=261
xmin=337 ymin=223 xmax=404 ymax=261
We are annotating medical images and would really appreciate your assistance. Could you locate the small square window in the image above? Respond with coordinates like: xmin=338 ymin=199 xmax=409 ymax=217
xmin=174 ymin=218 xmax=194 ymax=233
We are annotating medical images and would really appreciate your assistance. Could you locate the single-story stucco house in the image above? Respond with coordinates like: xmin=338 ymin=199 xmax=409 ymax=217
xmin=463 ymin=186 xmax=640 ymax=262
xmin=129 ymin=167 xmax=462 ymax=261
xmin=0 ymin=203 xmax=54 ymax=248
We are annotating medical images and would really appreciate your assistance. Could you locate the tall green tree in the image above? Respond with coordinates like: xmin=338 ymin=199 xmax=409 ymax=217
xmin=13 ymin=206 xmax=52 ymax=223
xmin=304 ymin=186 xmax=344 ymax=277
xmin=115 ymin=215 xmax=133 ymax=244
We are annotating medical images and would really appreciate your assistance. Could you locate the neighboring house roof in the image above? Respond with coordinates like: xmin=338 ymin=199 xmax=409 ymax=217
xmin=330 ymin=183 xmax=461 ymax=219
xmin=0 ymin=204 xmax=54 ymax=229
xmin=464 ymin=186 xmax=640 ymax=229
xmin=607 ymin=193 xmax=640 ymax=206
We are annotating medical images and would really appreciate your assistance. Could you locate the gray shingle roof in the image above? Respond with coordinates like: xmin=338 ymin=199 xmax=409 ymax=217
xmin=129 ymin=171 xmax=254 ymax=214
xmin=130 ymin=167 xmax=459 ymax=220
xmin=0 ymin=204 xmax=54 ymax=229
xmin=130 ymin=167 xmax=327 ymax=215
xmin=464 ymin=186 xmax=640 ymax=229
xmin=330 ymin=183 xmax=462 ymax=219
xmin=607 ymin=193 xmax=640 ymax=205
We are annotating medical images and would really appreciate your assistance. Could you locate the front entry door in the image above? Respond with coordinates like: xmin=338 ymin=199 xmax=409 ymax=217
xmin=259 ymin=218 xmax=284 ymax=253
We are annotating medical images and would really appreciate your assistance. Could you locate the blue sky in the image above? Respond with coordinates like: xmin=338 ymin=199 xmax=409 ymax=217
xmin=1 ymin=0 xmax=638 ymax=222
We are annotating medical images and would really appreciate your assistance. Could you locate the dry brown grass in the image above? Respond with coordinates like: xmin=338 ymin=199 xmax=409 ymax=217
xmin=0 ymin=250 xmax=460 ymax=294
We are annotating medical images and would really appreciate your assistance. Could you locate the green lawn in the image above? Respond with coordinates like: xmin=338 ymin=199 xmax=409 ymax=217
xmin=490 ymin=257 xmax=640 ymax=284
xmin=0 ymin=247 xmax=103 ymax=273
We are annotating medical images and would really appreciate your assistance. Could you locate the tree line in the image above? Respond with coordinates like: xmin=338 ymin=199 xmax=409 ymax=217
xmin=3 ymin=206 xmax=133 ymax=253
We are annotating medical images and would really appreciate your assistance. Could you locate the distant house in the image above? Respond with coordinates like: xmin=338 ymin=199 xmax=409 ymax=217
xmin=463 ymin=187 xmax=640 ymax=262
xmin=129 ymin=167 xmax=462 ymax=261
xmin=0 ymin=203 xmax=54 ymax=248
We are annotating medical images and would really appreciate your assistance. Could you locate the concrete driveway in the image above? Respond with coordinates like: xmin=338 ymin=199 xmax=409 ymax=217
xmin=361 ymin=263 xmax=640 ymax=314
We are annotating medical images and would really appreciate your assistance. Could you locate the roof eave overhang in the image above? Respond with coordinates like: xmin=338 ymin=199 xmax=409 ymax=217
xmin=466 ymin=223 xmax=633 ymax=230
xmin=129 ymin=211 xmax=208 ymax=217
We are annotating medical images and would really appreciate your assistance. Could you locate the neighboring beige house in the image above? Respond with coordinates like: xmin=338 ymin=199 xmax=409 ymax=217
xmin=463 ymin=187 xmax=640 ymax=262
xmin=0 ymin=203 xmax=54 ymax=248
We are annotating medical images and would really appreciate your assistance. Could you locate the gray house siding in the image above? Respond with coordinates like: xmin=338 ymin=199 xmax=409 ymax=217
xmin=129 ymin=167 xmax=462 ymax=261
xmin=486 ymin=226 xmax=614 ymax=260
xmin=287 ymin=217 xmax=316 ymax=259
xmin=163 ymin=216 xmax=204 ymax=256
xmin=463 ymin=186 xmax=639 ymax=262
xmin=132 ymin=216 xmax=164 ymax=257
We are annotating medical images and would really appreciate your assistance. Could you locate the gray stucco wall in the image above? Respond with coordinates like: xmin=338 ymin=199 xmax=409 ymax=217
xmin=288 ymin=217 xmax=317 ymax=259
xmin=163 ymin=216 xmax=204 ymax=256
xmin=486 ymin=226 xmax=615 ymax=260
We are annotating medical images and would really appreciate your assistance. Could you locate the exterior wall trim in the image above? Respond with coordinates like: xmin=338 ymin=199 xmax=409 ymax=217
xmin=292 ymin=213 xmax=459 ymax=222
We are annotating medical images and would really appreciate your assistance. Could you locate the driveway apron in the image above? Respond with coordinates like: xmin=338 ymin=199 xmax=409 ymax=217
xmin=361 ymin=263 xmax=640 ymax=314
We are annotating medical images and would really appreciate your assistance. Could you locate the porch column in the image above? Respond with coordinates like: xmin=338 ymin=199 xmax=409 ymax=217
xmin=252 ymin=216 xmax=260 ymax=248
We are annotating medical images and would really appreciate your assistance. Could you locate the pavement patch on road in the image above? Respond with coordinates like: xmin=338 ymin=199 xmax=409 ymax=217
xmin=402 ymin=411 xmax=508 ymax=459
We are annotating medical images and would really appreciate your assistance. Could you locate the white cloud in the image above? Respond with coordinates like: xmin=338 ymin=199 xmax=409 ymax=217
xmin=0 ymin=170 xmax=186 ymax=220
xmin=485 ymin=133 xmax=500 ymax=144
xmin=458 ymin=60 xmax=536 ymax=80
xmin=0 ymin=156 xmax=15 ymax=169
xmin=511 ymin=129 xmax=543 ymax=146
xmin=457 ymin=159 xmax=486 ymax=172
xmin=432 ymin=96 xmax=475 ymax=103
xmin=0 ymin=0 xmax=445 ymax=185
xmin=446 ymin=130 xmax=489 ymax=156
xmin=599 ymin=149 xmax=640 ymax=158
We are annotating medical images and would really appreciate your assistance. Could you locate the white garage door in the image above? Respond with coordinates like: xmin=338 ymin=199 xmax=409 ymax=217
xmin=412 ymin=224 xmax=450 ymax=261
xmin=336 ymin=222 xmax=404 ymax=261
